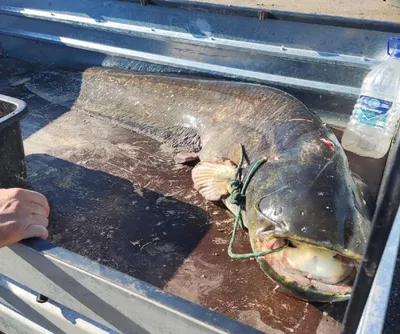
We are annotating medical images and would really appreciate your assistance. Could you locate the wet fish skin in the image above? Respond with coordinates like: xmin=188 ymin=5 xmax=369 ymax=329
xmin=26 ymin=67 xmax=371 ymax=302
xmin=26 ymin=67 xmax=309 ymax=160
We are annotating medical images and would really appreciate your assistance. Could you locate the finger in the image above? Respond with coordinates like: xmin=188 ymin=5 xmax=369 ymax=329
xmin=30 ymin=202 xmax=50 ymax=217
xmin=25 ymin=190 xmax=50 ymax=214
xmin=31 ymin=214 xmax=49 ymax=228
xmin=21 ymin=224 xmax=48 ymax=240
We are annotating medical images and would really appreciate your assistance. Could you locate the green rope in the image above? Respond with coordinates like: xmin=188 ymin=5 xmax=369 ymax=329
xmin=227 ymin=145 xmax=289 ymax=259
xmin=234 ymin=143 xmax=245 ymax=180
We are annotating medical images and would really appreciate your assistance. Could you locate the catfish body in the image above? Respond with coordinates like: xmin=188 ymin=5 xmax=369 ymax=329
xmin=27 ymin=68 xmax=317 ymax=161
xmin=26 ymin=67 xmax=370 ymax=302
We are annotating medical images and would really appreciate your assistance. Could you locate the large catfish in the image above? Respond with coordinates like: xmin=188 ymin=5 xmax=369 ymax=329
xmin=25 ymin=67 xmax=371 ymax=302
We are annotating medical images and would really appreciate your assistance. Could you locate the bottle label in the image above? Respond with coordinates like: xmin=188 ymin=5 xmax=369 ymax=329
xmin=353 ymin=95 xmax=393 ymax=129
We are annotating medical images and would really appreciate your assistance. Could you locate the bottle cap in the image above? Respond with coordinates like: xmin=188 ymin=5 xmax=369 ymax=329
xmin=387 ymin=37 xmax=400 ymax=58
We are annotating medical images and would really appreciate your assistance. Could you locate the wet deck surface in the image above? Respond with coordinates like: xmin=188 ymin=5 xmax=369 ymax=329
xmin=0 ymin=57 xmax=389 ymax=333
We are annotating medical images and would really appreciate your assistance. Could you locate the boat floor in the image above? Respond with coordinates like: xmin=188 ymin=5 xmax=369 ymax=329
xmin=0 ymin=57 xmax=387 ymax=334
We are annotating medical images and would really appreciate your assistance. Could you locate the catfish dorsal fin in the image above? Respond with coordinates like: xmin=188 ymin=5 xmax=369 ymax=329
xmin=192 ymin=160 xmax=236 ymax=201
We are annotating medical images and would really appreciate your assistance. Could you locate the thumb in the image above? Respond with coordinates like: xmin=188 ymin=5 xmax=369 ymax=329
xmin=21 ymin=225 xmax=49 ymax=241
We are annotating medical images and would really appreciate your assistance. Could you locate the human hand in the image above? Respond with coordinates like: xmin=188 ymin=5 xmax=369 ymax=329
xmin=0 ymin=188 xmax=50 ymax=248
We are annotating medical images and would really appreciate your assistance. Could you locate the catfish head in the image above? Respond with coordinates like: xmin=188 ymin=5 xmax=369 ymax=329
xmin=244 ymin=134 xmax=371 ymax=302
xmin=192 ymin=132 xmax=371 ymax=302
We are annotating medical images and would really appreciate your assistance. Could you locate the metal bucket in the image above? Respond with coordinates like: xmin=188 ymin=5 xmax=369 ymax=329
xmin=0 ymin=94 xmax=29 ymax=188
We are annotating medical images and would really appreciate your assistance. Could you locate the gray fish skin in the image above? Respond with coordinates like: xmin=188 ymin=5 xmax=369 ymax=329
xmin=26 ymin=67 xmax=371 ymax=302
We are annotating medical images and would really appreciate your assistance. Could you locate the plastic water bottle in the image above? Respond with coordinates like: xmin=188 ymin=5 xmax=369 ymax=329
xmin=342 ymin=37 xmax=400 ymax=159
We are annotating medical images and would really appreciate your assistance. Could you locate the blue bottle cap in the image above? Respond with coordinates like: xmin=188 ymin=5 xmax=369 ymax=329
xmin=387 ymin=37 xmax=400 ymax=58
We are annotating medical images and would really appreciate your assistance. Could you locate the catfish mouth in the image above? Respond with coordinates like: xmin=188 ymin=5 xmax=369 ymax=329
xmin=260 ymin=238 xmax=357 ymax=298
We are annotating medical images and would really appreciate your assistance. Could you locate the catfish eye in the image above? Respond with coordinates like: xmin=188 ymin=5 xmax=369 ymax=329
xmin=259 ymin=197 xmax=283 ymax=219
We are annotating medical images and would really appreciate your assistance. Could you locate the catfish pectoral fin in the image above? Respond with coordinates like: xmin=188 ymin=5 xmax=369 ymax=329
xmin=192 ymin=160 xmax=236 ymax=201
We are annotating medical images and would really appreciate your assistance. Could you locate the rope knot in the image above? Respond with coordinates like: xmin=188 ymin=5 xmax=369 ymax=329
xmin=229 ymin=179 xmax=244 ymax=206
